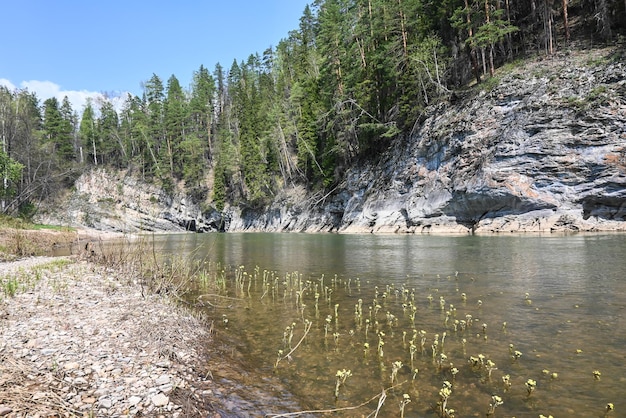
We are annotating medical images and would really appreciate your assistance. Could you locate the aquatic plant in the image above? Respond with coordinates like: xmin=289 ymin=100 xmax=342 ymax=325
xmin=399 ymin=393 xmax=411 ymax=418
xmin=502 ymin=374 xmax=511 ymax=392
xmin=274 ymin=319 xmax=312 ymax=369
xmin=437 ymin=380 xmax=454 ymax=418
xmin=486 ymin=394 xmax=503 ymax=416
xmin=593 ymin=370 xmax=602 ymax=380
xmin=525 ymin=378 xmax=537 ymax=396
xmin=485 ymin=359 xmax=497 ymax=380
xmin=390 ymin=360 xmax=403 ymax=384
xmin=377 ymin=331 xmax=385 ymax=358
xmin=334 ymin=369 xmax=352 ymax=399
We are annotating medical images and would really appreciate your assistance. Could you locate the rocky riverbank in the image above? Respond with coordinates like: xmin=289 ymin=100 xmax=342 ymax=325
xmin=0 ymin=257 xmax=216 ymax=417
xmin=37 ymin=46 xmax=626 ymax=235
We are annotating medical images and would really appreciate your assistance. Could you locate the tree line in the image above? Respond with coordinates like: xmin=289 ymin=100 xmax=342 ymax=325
xmin=1 ymin=0 xmax=624 ymax=217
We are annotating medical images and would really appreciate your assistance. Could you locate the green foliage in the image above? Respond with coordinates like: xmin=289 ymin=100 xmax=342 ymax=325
xmin=0 ymin=149 xmax=24 ymax=206
xmin=43 ymin=97 xmax=75 ymax=162
xmin=1 ymin=0 xmax=622 ymax=216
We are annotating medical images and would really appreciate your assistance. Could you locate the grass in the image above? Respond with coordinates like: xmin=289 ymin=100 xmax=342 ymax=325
xmin=0 ymin=258 xmax=72 ymax=299
xmin=0 ymin=215 xmax=78 ymax=260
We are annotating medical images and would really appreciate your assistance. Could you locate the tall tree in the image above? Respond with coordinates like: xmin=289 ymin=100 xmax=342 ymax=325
xmin=79 ymin=99 xmax=97 ymax=165
xmin=189 ymin=65 xmax=215 ymax=159
xmin=60 ymin=96 xmax=77 ymax=160
xmin=163 ymin=74 xmax=188 ymax=178
xmin=43 ymin=97 xmax=74 ymax=162
xmin=97 ymin=99 xmax=122 ymax=166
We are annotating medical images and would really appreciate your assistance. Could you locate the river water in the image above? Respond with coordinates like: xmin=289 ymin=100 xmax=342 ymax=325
xmin=151 ymin=233 xmax=626 ymax=417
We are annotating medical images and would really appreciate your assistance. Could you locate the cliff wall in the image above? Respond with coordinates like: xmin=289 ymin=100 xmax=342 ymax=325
xmin=40 ymin=47 xmax=626 ymax=234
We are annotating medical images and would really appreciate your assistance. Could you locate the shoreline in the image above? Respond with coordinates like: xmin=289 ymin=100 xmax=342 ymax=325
xmin=0 ymin=256 xmax=216 ymax=417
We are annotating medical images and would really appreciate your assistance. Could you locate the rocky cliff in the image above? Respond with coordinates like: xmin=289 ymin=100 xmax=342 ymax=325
xmin=39 ymin=168 xmax=225 ymax=233
xmin=228 ymin=47 xmax=626 ymax=233
xmin=41 ymin=47 xmax=626 ymax=234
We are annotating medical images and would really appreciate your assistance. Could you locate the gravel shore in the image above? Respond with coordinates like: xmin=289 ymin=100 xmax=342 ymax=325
xmin=0 ymin=257 xmax=215 ymax=417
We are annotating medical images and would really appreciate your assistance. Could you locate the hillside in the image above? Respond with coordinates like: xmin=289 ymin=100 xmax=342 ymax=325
xmin=38 ymin=46 xmax=626 ymax=234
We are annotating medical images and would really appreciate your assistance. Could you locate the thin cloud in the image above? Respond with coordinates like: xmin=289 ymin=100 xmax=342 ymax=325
xmin=0 ymin=78 xmax=16 ymax=90
xmin=0 ymin=79 xmax=128 ymax=114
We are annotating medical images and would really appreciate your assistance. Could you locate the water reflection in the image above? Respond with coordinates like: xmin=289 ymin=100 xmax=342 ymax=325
xmin=151 ymin=233 xmax=626 ymax=417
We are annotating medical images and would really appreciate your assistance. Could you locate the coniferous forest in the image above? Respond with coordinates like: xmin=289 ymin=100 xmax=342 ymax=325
xmin=1 ymin=0 xmax=625 ymax=218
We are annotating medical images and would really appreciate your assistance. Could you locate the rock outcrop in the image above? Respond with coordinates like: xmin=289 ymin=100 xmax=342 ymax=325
xmin=40 ymin=47 xmax=626 ymax=234
xmin=227 ymin=47 xmax=626 ymax=233
xmin=39 ymin=168 xmax=225 ymax=233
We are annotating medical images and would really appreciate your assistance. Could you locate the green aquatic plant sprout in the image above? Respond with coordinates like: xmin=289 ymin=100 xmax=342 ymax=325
xmin=485 ymin=359 xmax=497 ymax=380
xmin=377 ymin=331 xmax=385 ymax=358
xmin=334 ymin=369 xmax=352 ymax=399
xmin=437 ymin=380 xmax=454 ymax=418
xmin=525 ymin=378 xmax=537 ymax=396
xmin=194 ymin=262 xmax=626 ymax=416
xmin=399 ymin=393 xmax=411 ymax=418
xmin=486 ymin=394 xmax=503 ymax=416
xmin=502 ymin=374 xmax=511 ymax=391
xmin=593 ymin=370 xmax=602 ymax=380
xmin=391 ymin=360 xmax=403 ymax=384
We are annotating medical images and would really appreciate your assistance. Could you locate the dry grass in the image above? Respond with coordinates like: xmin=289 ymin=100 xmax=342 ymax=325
xmin=0 ymin=228 xmax=78 ymax=261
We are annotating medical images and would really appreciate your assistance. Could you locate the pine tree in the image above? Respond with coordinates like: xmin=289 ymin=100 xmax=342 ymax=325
xmin=43 ymin=97 xmax=74 ymax=162
xmin=143 ymin=74 xmax=165 ymax=177
xmin=189 ymin=65 xmax=215 ymax=159
xmin=59 ymin=97 xmax=77 ymax=161
xmin=164 ymin=74 xmax=188 ymax=179
xmin=79 ymin=99 xmax=97 ymax=164
xmin=97 ymin=99 xmax=122 ymax=166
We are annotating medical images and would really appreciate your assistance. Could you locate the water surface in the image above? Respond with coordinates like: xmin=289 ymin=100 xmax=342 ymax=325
xmin=154 ymin=233 xmax=626 ymax=417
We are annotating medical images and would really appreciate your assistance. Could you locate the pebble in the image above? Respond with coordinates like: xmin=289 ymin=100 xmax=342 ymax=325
xmin=152 ymin=393 xmax=169 ymax=407
xmin=0 ymin=260 xmax=211 ymax=416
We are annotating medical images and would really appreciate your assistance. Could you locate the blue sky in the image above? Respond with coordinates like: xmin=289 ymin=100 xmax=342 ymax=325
xmin=0 ymin=0 xmax=310 ymax=111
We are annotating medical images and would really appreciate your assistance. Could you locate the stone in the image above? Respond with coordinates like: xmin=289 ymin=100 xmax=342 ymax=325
xmin=0 ymin=259 xmax=208 ymax=417
xmin=98 ymin=397 xmax=112 ymax=408
xmin=151 ymin=393 xmax=169 ymax=407
xmin=32 ymin=392 xmax=47 ymax=400
xmin=154 ymin=374 xmax=170 ymax=385
xmin=64 ymin=361 xmax=80 ymax=370
xmin=0 ymin=406 xmax=13 ymax=416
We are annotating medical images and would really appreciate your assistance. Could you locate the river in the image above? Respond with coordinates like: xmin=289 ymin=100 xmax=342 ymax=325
xmin=150 ymin=233 xmax=626 ymax=417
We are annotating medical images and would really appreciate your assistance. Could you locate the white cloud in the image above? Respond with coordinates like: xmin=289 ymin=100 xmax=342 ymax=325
xmin=0 ymin=79 xmax=128 ymax=115
xmin=0 ymin=78 xmax=17 ymax=90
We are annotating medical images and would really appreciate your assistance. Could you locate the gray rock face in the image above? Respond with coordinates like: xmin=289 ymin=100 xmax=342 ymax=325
xmin=39 ymin=168 xmax=226 ymax=234
xmin=228 ymin=48 xmax=626 ymax=233
xmin=40 ymin=49 xmax=626 ymax=234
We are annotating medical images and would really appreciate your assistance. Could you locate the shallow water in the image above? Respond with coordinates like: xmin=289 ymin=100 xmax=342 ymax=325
xmin=155 ymin=233 xmax=626 ymax=417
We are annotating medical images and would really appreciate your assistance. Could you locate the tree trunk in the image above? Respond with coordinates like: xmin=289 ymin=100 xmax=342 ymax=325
xmin=398 ymin=0 xmax=409 ymax=59
xmin=464 ymin=0 xmax=482 ymax=84
xmin=486 ymin=0 xmax=495 ymax=76
xmin=541 ymin=0 xmax=554 ymax=55
xmin=505 ymin=0 xmax=513 ymax=58
xmin=562 ymin=0 xmax=570 ymax=42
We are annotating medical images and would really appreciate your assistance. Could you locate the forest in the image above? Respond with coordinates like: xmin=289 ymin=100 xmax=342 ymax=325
xmin=1 ymin=0 xmax=624 ymax=218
